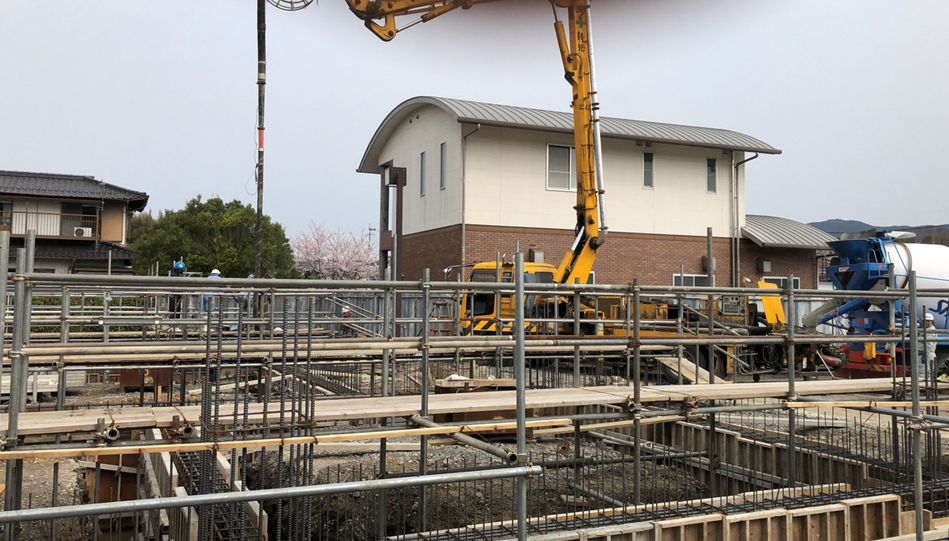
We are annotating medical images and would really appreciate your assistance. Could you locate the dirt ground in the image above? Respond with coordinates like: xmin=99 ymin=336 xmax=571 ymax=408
xmin=245 ymin=436 xmax=705 ymax=539
xmin=0 ymin=459 xmax=90 ymax=541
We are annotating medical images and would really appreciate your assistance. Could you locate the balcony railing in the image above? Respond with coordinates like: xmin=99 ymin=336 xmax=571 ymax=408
xmin=0 ymin=211 xmax=98 ymax=239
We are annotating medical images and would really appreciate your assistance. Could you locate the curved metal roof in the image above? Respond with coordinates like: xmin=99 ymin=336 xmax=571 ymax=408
xmin=743 ymin=215 xmax=836 ymax=250
xmin=358 ymin=96 xmax=781 ymax=173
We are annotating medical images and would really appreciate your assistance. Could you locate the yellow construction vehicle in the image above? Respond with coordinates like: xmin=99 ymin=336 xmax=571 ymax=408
xmin=347 ymin=0 xmax=607 ymax=286
xmin=345 ymin=1 xmax=609 ymax=335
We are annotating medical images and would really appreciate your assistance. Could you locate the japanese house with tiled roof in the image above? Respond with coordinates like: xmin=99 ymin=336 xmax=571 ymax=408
xmin=358 ymin=96 xmax=835 ymax=288
xmin=0 ymin=170 xmax=149 ymax=274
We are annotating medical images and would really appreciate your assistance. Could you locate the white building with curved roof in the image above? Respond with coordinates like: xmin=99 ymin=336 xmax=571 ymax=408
xmin=359 ymin=96 xmax=829 ymax=287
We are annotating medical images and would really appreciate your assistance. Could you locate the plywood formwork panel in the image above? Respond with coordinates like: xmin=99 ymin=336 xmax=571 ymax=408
xmin=724 ymin=509 xmax=788 ymax=541
xmin=577 ymin=522 xmax=655 ymax=541
xmin=653 ymin=514 xmax=724 ymax=541
xmin=846 ymin=495 xmax=901 ymax=540
xmin=790 ymin=504 xmax=848 ymax=541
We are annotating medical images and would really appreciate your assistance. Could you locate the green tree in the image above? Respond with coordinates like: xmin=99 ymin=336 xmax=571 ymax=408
xmin=129 ymin=196 xmax=300 ymax=278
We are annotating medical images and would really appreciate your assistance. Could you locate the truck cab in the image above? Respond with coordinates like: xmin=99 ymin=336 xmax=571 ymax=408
xmin=460 ymin=261 xmax=557 ymax=334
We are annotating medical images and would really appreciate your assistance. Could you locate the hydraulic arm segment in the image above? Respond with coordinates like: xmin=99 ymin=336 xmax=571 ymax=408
xmin=346 ymin=0 xmax=608 ymax=285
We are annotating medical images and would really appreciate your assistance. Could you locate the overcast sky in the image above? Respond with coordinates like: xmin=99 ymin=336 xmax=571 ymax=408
xmin=2 ymin=1 xmax=947 ymax=238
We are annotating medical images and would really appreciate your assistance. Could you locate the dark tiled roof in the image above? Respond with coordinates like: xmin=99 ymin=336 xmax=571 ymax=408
xmin=26 ymin=240 xmax=133 ymax=260
xmin=0 ymin=170 xmax=149 ymax=211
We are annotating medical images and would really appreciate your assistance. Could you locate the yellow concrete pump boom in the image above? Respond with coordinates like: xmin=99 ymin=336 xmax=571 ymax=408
xmin=345 ymin=0 xmax=608 ymax=285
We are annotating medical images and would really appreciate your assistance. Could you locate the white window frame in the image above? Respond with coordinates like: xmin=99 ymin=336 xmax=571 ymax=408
xmin=439 ymin=142 xmax=446 ymax=190
xmin=547 ymin=144 xmax=576 ymax=191
xmin=673 ymin=274 xmax=711 ymax=287
xmin=420 ymin=151 xmax=426 ymax=197
xmin=706 ymin=158 xmax=717 ymax=194
xmin=762 ymin=276 xmax=801 ymax=290
xmin=643 ymin=152 xmax=654 ymax=189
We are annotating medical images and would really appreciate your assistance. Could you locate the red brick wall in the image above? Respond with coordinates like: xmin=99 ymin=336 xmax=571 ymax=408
xmin=395 ymin=226 xmax=463 ymax=281
xmin=739 ymin=240 xmax=820 ymax=289
xmin=397 ymin=225 xmax=819 ymax=288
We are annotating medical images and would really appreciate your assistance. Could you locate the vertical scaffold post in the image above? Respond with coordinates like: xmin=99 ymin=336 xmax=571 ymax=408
xmin=786 ymin=276 xmax=797 ymax=493
xmin=632 ymin=279 xmax=642 ymax=505
xmin=909 ymin=271 xmax=924 ymax=541
xmin=514 ymin=250 xmax=527 ymax=541
xmin=418 ymin=268 xmax=431 ymax=533
xmin=4 ymin=249 xmax=28 ymax=541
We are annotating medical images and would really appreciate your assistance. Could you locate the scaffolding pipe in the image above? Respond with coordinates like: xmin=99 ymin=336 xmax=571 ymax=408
xmin=0 ymin=464 xmax=542 ymax=524
xmin=20 ymin=270 xmax=949 ymax=301
xmin=786 ymin=278 xmax=797 ymax=493
xmin=910 ymin=272 xmax=924 ymax=541
xmin=419 ymin=267 xmax=431 ymax=533
xmin=15 ymin=329 xmax=932 ymax=359
xmin=568 ymin=481 xmax=625 ymax=509
xmin=515 ymin=251 xmax=527 ymax=541
xmin=409 ymin=415 xmax=516 ymax=464
xmin=632 ymin=279 xmax=642 ymax=505
xmin=3 ymin=251 xmax=27 ymax=539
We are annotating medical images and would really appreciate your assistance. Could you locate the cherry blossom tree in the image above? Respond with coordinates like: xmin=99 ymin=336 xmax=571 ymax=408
xmin=291 ymin=222 xmax=377 ymax=280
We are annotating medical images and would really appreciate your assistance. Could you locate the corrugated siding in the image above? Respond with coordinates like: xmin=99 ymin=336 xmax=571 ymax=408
xmin=743 ymin=215 xmax=836 ymax=250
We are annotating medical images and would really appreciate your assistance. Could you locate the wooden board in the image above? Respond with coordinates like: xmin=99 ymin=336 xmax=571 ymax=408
xmin=655 ymin=356 xmax=731 ymax=384
xmin=0 ymin=379 xmax=897 ymax=437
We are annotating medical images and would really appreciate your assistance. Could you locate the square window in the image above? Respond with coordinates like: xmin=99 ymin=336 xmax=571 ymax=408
xmin=762 ymin=276 xmax=801 ymax=290
xmin=673 ymin=274 xmax=711 ymax=287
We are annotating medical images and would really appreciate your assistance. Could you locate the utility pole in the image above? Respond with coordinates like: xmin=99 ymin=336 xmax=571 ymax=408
xmin=254 ymin=0 xmax=266 ymax=278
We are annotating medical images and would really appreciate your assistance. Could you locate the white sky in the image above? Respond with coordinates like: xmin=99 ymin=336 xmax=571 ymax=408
xmin=2 ymin=1 xmax=947 ymax=237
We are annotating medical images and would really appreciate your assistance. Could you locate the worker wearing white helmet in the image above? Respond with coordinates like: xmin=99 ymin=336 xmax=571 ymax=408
xmin=203 ymin=268 xmax=222 ymax=311
xmin=919 ymin=313 xmax=938 ymax=379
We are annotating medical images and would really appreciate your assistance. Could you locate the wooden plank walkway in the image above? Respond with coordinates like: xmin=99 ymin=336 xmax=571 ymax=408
xmin=0 ymin=379 xmax=900 ymax=437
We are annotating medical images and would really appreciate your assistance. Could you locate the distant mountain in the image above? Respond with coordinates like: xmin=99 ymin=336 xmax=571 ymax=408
xmin=809 ymin=219 xmax=949 ymax=240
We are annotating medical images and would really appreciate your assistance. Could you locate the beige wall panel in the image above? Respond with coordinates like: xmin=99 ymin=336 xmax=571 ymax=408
xmin=464 ymin=129 xmax=737 ymax=237
xmin=377 ymin=105 xmax=463 ymax=235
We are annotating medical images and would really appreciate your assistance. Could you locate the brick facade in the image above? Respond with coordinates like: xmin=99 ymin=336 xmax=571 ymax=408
xmin=396 ymin=224 xmax=820 ymax=288
xmin=739 ymin=242 xmax=821 ymax=289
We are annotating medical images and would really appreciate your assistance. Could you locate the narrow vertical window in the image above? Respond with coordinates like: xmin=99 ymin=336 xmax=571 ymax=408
xmin=420 ymin=151 xmax=426 ymax=196
xmin=547 ymin=144 xmax=576 ymax=190
xmin=439 ymin=142 xmax=446 ymax=190
xmin=643 ymin=152 xmax=654 ymax=188
xmin=706 ymin=158 xmax=717 ymax=193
